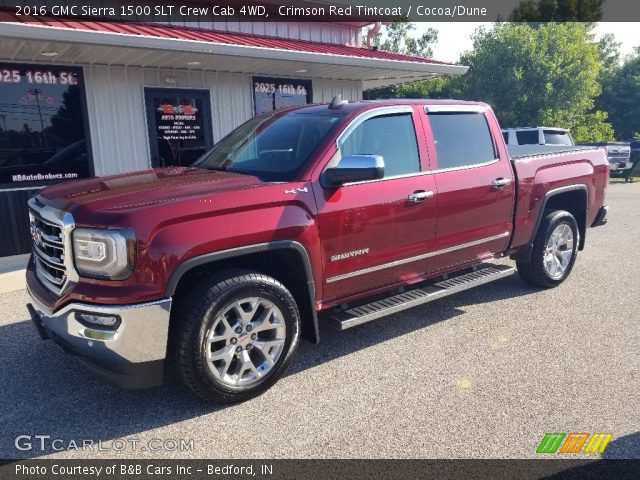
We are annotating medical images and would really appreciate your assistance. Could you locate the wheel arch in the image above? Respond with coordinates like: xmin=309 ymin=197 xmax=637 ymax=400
xmin=513 ymin=184 xmax=588 ymax=262
xmin=165 ymin=241 xmax=319 ymax=344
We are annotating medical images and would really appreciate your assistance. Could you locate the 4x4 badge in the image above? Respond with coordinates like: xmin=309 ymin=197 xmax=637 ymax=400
xmin=284 ymin=187 xmax=308 ymax=194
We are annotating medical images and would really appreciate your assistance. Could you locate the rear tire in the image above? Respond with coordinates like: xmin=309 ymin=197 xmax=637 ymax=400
xmin=516 ymin=210 xmax=579 ymax=288
xmin=171 ymin=269 xmax=300 ymax=403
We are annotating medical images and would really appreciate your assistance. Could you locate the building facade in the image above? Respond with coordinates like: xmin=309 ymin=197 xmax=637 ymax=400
xmin=0 ymin=6 xmax=466 ymax=258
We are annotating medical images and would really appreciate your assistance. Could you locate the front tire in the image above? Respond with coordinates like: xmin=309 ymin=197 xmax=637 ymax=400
xmin=516 ymin=210 xmax=579 ymax=288
xmin=171 ymin=270 xmax=300 ymax=403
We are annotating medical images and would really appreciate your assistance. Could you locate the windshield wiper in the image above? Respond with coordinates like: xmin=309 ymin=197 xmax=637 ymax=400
xmin=201 ymin=165 xmax=253 ymax=177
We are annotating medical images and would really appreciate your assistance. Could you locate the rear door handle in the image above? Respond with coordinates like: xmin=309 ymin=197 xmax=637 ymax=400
xmin=408 ymin=190 xmax=434 ymax=202
xmin=491 ymin=178 xmax=511 ymax=188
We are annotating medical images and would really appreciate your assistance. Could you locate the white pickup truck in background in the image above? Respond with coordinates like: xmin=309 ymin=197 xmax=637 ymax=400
xmin=502 ymin=126 xmax=575 ymax=146
xmin=579 ymin=141 xmax=633 ymax=176
xmin=502 ymin=126 xmax=631 ymax=177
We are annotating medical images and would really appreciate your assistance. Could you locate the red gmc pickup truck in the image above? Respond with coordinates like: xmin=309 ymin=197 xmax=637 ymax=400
xmin=26 ymin=99 xmax=609 ymax=403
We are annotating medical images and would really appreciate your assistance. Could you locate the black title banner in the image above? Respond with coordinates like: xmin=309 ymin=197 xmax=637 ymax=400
xmin=0 ymin=0 xmax=638 ymax=22
xmin=1 ymin=459 xmax=640 ymax=480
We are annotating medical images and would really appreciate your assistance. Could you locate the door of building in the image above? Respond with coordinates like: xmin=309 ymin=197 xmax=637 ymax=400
xmin=144 ymin=88 xmax=213 ymax=168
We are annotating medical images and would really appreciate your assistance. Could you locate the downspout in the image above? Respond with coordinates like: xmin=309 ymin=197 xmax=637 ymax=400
xmin=366 ymin=22 xmax=382 ymax=49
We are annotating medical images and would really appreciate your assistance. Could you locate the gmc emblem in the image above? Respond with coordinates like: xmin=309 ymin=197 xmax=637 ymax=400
xmin=30 ymin=223 xmax=45 ymax=249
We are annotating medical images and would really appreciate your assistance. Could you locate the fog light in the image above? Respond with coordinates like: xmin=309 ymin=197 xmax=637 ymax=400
xmin=75 ymin=312 xmax=120 ymax=329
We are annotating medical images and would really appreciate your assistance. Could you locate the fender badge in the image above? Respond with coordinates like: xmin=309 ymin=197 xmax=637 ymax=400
xmin=284 ymin=187 xmax=309 ymax=194
xmin=331 ymin=248 xmax=370 ymax=262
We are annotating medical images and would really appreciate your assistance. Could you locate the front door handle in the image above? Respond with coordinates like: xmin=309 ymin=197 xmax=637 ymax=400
xmin=408 ymin=190 xmax=434 ymax=202
xmin=491 ymin=178 xmax=511 ymax=188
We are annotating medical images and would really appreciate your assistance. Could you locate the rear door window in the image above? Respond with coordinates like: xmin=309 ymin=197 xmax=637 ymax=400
xmin=427 ymin=112 xmax=496 ymax=170
xmin=543 ymin=130 xmax=573 ymax=146
xmin=515 ymin=130 xmax=540 ymax=145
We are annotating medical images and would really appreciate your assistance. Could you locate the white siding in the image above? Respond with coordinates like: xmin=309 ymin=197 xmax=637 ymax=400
xmin=83 ymin=65 xmax=363 ymax=176
xmin=313 ymin=79 xmax=363 ymax=103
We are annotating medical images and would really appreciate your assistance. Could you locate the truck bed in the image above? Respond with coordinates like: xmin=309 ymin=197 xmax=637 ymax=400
xmin=508 ymin=144 xmax=599 ymax=160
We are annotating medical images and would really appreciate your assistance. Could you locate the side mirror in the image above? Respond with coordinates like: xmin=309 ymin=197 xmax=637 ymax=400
xmin=322 ymin=155 xmax=384 ymax=188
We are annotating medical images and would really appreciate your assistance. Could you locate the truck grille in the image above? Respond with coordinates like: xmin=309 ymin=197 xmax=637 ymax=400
xmin=608 ymin=153 xmax=630 ymax=159
xmin=606 ymin=147 xmax=630 ymax=159
xmin=28 ymin=198 xmax=74 ymax=295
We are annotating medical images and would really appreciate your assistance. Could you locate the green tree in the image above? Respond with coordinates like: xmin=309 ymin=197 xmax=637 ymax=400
xmin=598 ymin=48 xmax=640 ymax=139
xmin=540 ymin=108 xmax=614 ymax=142
xmin=393 ymin=76 xmax=459 ymax=100
xmin=509 ymin=0 xmax=604 ymax=22
xmin=455 ymin=22 xmax=613 ymax=142
xmin=364 ymin=21 xmax=440 ymax=100
xmin=596 ymin=32 xmax=621 ymax=72
xmin=372 ymin=20 xmax=438 ymax=58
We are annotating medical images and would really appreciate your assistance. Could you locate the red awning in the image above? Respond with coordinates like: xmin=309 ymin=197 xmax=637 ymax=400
xmin=0 ymin=10 xmax=450 ymax=66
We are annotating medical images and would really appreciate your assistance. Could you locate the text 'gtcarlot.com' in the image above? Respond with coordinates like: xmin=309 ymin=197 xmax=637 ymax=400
xmin=14 ymin=435 xmax=194 ymax=452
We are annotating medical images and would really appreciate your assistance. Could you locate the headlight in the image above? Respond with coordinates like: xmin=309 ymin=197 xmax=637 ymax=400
xmin=72 ymin=228 xmax=136 ymax=280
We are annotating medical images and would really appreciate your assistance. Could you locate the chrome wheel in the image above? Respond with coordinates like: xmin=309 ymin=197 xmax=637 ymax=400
xmin=205 ymin=297 xmax=286 ymax=388
xmin=543 ymin=223 xmax=574 ymax=280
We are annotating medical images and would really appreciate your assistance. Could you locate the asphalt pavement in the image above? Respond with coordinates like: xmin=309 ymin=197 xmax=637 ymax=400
xmin=1 ymin=182 xmax=638 ymax=460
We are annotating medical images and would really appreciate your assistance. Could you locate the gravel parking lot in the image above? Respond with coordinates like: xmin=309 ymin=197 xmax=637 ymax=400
xmin=1 ymin=183 xmax=638 ymax=460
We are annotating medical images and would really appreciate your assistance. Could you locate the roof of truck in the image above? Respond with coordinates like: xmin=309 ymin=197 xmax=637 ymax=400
xmin=501 ymin=126 xmax=570 ymax=132
xmin=290 ymin=99 xmax=490 ymax=115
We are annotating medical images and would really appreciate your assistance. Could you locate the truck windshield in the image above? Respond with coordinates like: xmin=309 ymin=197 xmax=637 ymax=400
xmin=194 ymin=111 xmax=342 ymax=181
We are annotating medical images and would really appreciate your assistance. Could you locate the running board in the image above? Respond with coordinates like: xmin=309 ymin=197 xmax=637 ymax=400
xmin=329 ymin=263 xmax=515 ymax=330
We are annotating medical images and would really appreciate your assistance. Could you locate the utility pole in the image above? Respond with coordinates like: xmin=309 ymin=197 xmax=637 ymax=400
xmin=28 ymin=89 xmax=45 ymax=131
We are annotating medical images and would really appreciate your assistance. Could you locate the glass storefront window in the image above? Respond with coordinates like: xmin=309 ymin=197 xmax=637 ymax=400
xmin=144 ymin=88 xmax=213 ymax=168
xmin=253 ymin=76 xmax=312 ymax=115
xmin=0 ymin=64 xmax=91 ymax=186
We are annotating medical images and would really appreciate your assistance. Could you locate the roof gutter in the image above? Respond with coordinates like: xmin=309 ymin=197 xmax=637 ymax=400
xmin=0 ymin=22 xmax=468 ymax=76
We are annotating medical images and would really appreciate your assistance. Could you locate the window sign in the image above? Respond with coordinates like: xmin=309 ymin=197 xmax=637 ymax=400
xmin=0 ymin=64 xmax=91 ymax=186
xmin=144 ymin=89 xmax=213 ymax=168
xmin=253 ymin=77 xmax=312 ymax=115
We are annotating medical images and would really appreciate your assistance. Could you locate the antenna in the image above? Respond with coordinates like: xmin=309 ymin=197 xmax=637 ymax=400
xmin=328 ymin=95 xmax=348 ymax=110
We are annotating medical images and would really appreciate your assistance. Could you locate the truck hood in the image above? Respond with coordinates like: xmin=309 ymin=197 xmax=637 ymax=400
xmin=38 ymin=167 xmax=263 ymax=214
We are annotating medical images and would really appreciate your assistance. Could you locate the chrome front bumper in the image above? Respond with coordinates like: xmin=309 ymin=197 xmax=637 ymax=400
xmin=27 ymin=289 xmax=172 ymax=389
xmin=609 ymin=160 xmax=633 ymax=171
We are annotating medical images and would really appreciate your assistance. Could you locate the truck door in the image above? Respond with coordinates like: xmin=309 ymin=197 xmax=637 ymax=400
xmin=422 ymin=105 xmax=514 ymax=274
xmin=313 ymin=106 xmax=437 ymax=303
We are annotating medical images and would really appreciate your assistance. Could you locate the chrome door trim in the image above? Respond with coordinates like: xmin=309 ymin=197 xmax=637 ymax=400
xmin=424 ymin=104 xmax=488 ymax=114
xmin=326 ymin=231 xmax=510 ymax=284
xmin=432 ymin=158 xmax=500 ymax=174
xmin=0 ymin=186 xmax=46 ymax=193
xmin=341 ymin=169 xmax=434 ymax=187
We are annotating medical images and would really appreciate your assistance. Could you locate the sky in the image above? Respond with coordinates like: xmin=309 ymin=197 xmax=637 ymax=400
xmin=413 ymin=23 xmax=639 ymax=63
